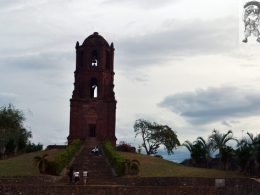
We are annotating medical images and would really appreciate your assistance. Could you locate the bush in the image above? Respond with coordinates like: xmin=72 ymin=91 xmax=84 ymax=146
xmin=102 ymin=141 xmax=125 ymax=176
xmin=45 ymin=160 xmax=60 ymax=175
xmin=124 ymin=159 xmax=140 ymax=175
xmin=45 ymin=139 xmax=81 ymax=175
xmin=116 ymin=141 xmax=136 ymax=153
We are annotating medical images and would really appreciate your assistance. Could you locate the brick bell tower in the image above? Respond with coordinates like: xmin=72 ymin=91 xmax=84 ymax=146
xmin=68 ymin=32 xmax=117 ymax=146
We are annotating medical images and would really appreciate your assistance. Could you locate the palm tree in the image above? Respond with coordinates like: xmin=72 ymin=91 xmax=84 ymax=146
xmin=183 ymin=140 xmax=208 ymax=167
xmin=183 ymin=140 xmax=193 ymax=154
xmin=209 ymin=129 xmax=237 ymax=169
xmin=246 ymin=133 xmax=260 ymax=161
xmin=236 ymin=132 xmax=260 ymax=175
xmin=34 ymin=153 xmax=49 ymax=173
xmin=124 ymin=159 xmax=140 ymax=175
xmin=196 ymin=137 xmax=212 ymax=167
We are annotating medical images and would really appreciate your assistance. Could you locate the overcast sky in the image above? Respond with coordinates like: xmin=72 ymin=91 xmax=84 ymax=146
xmin=0 ymin=0 xmax=260 ymax=158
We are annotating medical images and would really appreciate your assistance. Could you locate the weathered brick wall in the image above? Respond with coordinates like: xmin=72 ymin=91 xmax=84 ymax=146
xmin=0 ymin=185 xmax=220 ymax=195
xmin=0 ymin=177 xmax=259 ymax=195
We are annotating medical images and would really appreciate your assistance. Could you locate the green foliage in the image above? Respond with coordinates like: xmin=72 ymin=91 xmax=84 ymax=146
xmin=236 ymin=132 xmax=260 ymax=175
xmin=124 ymin=159 xmax=140 ymax=175
xmin=183 ymin=137 xmax=212 ymax=167
xmin=51 ymin=139 xmax=81 ymax=175
xmin=102 ymin=141 xmax=125 ymax=176
xmin=209 ymin=129 xmax=236 ymax=154
xmin=35 ymin=139 xmax=81 ymax=175
xmin=0 ymin=104 xmax=26 ymax=157
xmin=219 ymin=146 xmax=235 ymax=170
xmin=0 ymin=104 xmax=38 ymax=158
xmin=116 ymin=141 xmax=136 ymax=153
xmin=45 ymin=160 xmax=60 ymax=175
xmin=134 ymin=119 xmax=180 ymax=155
xmin=25 ymin=142 xmax=43 ymax=153
xmin=102 ymin=141 xmax=140 ymax=176
xmin=34 ymin=153 xmax=48 ymax=173
xmin=183 ymin=129 xmax=259 ymax=175
xmin=209 ymin=129 xmax=237 ymax=169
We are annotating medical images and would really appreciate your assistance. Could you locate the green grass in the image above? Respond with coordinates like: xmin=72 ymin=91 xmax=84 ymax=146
xmin=0 ymin=149 xmax=64 ymax=177
xmin=119 ymin=152 xmax=245 ymax=178
xmin=0 ymin=150 xmax=246 ymax=178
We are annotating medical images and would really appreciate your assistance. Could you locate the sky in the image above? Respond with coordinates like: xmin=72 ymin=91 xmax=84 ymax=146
xmin=0 ymin=0 xmax=260 ymax=162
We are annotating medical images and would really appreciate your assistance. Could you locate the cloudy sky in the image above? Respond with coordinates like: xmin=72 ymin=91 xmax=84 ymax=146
xmin=0 ymin=0 xmax=260 ymax=160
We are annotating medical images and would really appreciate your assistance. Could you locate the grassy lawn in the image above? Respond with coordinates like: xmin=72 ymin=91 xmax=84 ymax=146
xmin=119 ymin=152 xmax=245 ymax=178
xmin=0 ymin=149 xmax=64 ymax=177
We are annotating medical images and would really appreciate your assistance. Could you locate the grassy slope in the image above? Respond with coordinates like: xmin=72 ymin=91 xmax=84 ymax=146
xmin=0 ymin=150 xmax=245 ymax=178
xmin=119 ymin=152 xmax=245 ymax=178
xmin=0 ymin=149 xmax=64 ymax=177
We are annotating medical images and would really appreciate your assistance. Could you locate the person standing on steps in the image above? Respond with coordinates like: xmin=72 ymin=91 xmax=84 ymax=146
xmin=91 ymin=145 xmax=99 ymax=155
xmin=73 ymin=170 xmax=80 ymax=184
xmin=83 ymin=171 xmax=88 ymax=185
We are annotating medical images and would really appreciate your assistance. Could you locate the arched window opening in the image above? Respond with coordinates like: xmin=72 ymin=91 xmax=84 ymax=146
xmin=90 ymin=78 xmax=98 ymax=98
xmin=106 ymin=51 xmax=110 ymax=69
xmin=91 ymin=50 xmax=98 ymax=67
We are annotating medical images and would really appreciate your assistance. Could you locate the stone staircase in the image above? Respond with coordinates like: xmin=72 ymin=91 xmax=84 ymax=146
xmin=61 ymin=138 xmax=116 ymax=185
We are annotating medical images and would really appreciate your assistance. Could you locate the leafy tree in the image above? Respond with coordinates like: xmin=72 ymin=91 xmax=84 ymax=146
xmin=183 ymin=140 xmax=193 ymax=154
xmin=236 ymin=132 xmax=260 ymax=175
xmin=17 ymin=128 xmax=32 ymax=153
xmin=0 ymin=105 xmax=24 ymax=158
xmin=0 ymin=104 xmax=34 ymax=158
xmin=209 ymin=129 xmax=237 ymax=169
xmin=183 ymin=138 xmax=210 ymax=167
xmin=218 ymin=146 xmax=235 ymax=170
xmin=134 ymin=119 xmax=180 ymax=155
xmin=196 ymin=137 xmax=212 ymax=167
xmin=5 ymin=128 xmax=32 ymax=155
xmin=25 ymin=142 xmax=43 ymax=153
xmin=246 ymin=132 xmax=260 ymax=164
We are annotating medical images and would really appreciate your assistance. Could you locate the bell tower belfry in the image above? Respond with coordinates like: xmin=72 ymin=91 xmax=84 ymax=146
xmin=68 ymin=32 xmax=117 ymax=146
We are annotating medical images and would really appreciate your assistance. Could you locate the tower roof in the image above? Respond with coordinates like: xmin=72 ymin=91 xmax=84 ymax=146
xmin=82 ymin=32 xmax=109 ymax=47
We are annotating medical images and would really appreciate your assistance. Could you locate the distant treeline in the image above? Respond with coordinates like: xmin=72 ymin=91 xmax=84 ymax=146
xmin=182 ymin=129 xmax=259 ymax=176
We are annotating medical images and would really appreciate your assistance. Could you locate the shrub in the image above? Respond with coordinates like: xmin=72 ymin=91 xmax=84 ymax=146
xmin=40 ymin=139 xmax=81 ymax=175
xmin=45 ymin=160 xmax=60 ymax=175
xmin=34 ymin=153 xmax=48 ymax=173
xmin=116 ymin=141 xmax=136 ymax=153
xmin=102 ymin=141 xmax=125 ymax=176
xmin=124 ymin=159 xmax=140 ymax=175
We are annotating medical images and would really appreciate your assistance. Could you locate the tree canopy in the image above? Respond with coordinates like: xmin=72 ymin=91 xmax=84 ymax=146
xmin=0 ymin=104 xmax=38 ymax=159
xmin=183 ymin=138 xmax=211 ymax=167
xmin=236 ymin=132 xmax=260 ymax=174
xmin=134 ymin=119 xmax=180 ymax=155
xmin=182 ymin=129 xmax=260 ymax=175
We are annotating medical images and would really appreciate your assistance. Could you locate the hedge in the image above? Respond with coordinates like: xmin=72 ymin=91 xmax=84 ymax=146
xmin=46 ymin=139 xmax=81 ymax=175
xmin=102 ymin=141 xmax=125 ymax=176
